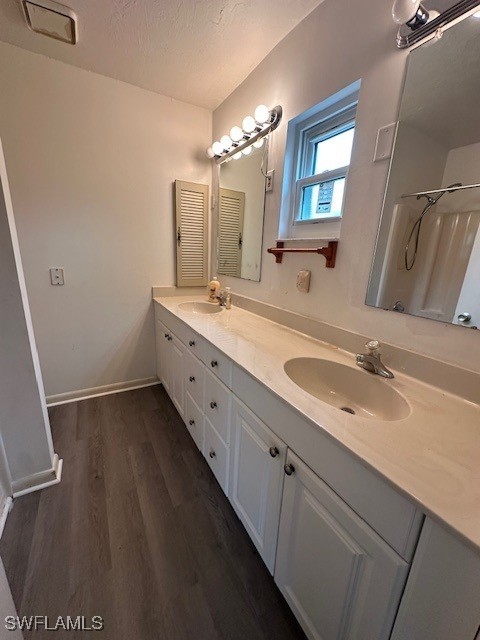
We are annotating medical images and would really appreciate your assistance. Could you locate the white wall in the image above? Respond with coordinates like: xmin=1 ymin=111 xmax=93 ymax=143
xmin=0 ymin=42 xmax=211 ymax=398
xmin=0 ymin=140 xmax=54 ymax=484
xmin=212 ymin=0 xmax=480 ymax=373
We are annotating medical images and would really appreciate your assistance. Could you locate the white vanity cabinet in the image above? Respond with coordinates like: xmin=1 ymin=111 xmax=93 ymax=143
xmin=275 ymin=451 xmax=408 ymax=640
xmin=153 ymin=301 xmax=447 ymax=640
xmin=170 ymin=334 xmax=186 ymax=419
xmin=156 ymin=320 xmax=172 ymax=394
xmin=229 ymin=397 xmax=287 ymax=573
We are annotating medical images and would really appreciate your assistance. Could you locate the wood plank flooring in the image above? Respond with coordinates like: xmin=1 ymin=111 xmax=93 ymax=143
xmin=0 ymin=385 xmax=306 ymax=640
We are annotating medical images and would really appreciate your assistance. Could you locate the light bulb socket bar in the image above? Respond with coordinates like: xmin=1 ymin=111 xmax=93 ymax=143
xmin=396 ymin=0 xmax=480 ymax=47
xmin=213 ymin=106 xmax=282 ymax=165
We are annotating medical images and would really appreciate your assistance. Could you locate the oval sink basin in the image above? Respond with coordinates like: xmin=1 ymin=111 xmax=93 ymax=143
xmin=178 ymin=301 xmax=224 ymax=315
xmin=284 ymin=358 xmax=410 ymax=421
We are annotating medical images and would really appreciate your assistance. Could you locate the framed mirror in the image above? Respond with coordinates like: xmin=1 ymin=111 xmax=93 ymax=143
xmin=367 ymin=14 xmax=480 ymax=329
xmin=217 ymin=145 xmax=267 ymax=282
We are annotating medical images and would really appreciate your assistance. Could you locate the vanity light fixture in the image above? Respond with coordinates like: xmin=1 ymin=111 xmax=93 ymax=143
xmin=393 ymin=0 xmax=480 ymax=48
xmin=22 ymin=0 xmax=78 ymax=44
xmin=207 ymin=104 xmax=283 ymax=165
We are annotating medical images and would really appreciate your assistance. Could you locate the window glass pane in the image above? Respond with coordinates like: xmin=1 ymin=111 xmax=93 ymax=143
xmin=300 ymin=178 xmax=346 ymax=220
xmin=313 ymin=127 xmax=354 ymax=175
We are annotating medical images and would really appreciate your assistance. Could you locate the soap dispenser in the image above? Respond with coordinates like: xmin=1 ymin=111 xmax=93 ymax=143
xmin=207 ymin=276 xmax=220 ymax=303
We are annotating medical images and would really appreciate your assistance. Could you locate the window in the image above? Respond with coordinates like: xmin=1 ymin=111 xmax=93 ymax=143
xmin=279 ymin=81 xmax=360 ymax=240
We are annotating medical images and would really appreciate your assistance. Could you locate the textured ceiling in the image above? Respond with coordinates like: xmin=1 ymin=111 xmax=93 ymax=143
xmin=0 ymin=0 xmax=324 ymax=109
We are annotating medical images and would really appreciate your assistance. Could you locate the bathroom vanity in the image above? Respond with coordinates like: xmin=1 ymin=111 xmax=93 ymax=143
xmin=154 ymin=294 xmax=480 ymax=640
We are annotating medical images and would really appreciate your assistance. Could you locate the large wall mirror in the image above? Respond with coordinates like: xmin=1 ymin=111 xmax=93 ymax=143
xmin=367 ymin=14 xmax=480 ymax=329
xmin=217 ymin=145 xmax=267 ymax=282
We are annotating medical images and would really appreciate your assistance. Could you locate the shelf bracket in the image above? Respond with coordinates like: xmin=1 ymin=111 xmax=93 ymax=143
xmin=267 ymin=241 xmax=338 ymax=268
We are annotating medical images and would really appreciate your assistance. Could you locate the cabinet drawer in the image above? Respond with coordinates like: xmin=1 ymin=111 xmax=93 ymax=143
xmin=184 ymin=350 xmax=205 ymax=410
xmin=203 ymin=344 xmax=233 ymax=388
xmin=184 ymin=330 xmax=206 ymax=361
xmin=204 ymin=369 xmax=231 ymax=444
xmin=204 ymin=417 xmax=229 ymax=493
xmin=185 ymin=392 xmax=204 ymax=452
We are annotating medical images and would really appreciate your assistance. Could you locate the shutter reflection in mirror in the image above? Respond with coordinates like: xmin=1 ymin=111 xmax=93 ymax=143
xmin=218 ymin=188 xmax=245 ymax=278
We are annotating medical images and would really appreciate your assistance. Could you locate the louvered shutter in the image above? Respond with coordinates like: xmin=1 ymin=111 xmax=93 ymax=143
xmin=218 ymin=188 xmax=245 ymax=278
xmin=175 ymin=180 xmax=209 ymax=287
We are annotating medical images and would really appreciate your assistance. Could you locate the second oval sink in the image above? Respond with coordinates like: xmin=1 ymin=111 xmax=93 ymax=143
xmin=284 ymin=357 xmax=410 ymax=421
xmin=178 ymin=301 xmax=224 ymax=315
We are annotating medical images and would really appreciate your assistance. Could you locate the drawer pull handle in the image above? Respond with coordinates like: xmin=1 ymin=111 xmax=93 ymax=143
xmin=189 ymin=376 xmax=195 ymax=382
xmin=189 ymin=419 xmax=195 ymax=426
xmin=210 ymin=401 xmax=217 ymax=409
xmin=284 ymin=463 xmax=295 ymax=476
xmin=209 ymin=450 xmax=216 ymax=459
xmin=189 ymin=340 xmax=195 ymax=347
xmin=167 ymin=335 xmax=172 ymax=341
xmin=269 ymin=447 xmax=279 ymax=458
xmin=211 ymin=360 xmax=218 ymax=368
xmin=164 ymin=333 xmax=169 ymax=339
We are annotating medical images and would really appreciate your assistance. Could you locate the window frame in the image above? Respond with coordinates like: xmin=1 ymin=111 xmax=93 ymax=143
xmin=294 ymin=111 xmax=356 ymax=224
xmin=278 ymin=81 xmax=360 ymax=241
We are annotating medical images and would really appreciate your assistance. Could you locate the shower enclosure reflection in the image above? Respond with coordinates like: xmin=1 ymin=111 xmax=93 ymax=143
xmin=367 ymin=15 xmax=480 ymax=328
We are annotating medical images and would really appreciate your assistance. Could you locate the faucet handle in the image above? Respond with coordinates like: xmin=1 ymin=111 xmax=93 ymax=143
xmin=365 ymin=340 xmax=380 ymax=355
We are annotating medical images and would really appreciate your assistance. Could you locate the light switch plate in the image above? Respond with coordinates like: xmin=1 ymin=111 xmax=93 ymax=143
xmin=50 ymin=267 xmax=64 ymax=286
xmin=374 ymin=123 xmax=397 ymax=162
xmin=296 ymin=270 xmax=311 ymax=293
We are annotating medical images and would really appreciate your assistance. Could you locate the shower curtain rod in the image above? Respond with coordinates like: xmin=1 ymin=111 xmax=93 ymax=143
xmin=402 ymin=183 xmax=480 ymax=199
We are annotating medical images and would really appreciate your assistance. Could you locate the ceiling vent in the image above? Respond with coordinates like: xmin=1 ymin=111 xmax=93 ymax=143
xmin=22 ymin=0 xmax=77 ymax=44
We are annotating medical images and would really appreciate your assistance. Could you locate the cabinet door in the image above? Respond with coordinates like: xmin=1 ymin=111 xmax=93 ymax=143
xmin=170 ymin=335 xmax=186 ymax=420
xmin=229 ymin=398 xmax=286 ymax=573
xmin=275 ymin=451 xmax=408 ymax=640
xmin=156 ymin=320 xmax=172 ymax=395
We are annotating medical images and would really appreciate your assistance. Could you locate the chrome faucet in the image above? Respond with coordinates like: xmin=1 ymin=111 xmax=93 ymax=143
xmin=355 ymin=340 xmax=394 ymax=379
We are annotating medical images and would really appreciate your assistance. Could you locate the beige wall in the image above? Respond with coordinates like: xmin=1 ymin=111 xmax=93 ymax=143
xmin=212 ymin=0 xmax=480 ymax=373
xmin=0 ymin=42 xmax=212 ymax=397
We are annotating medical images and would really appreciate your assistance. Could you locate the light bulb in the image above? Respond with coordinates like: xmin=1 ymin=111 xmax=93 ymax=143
xmin=253 ymin=138 xmax=264 ymax=148
xmin=220 ymin=134 xmax=232 ymax=150
xmin=392 ymin=0 xmax=421 ymax=24
xmin=206 ymin=146 xmax=214 ymax=158
xmin=254 ymin=104 xmax=270 ymax=124
xmin=212 ymin=141 xmax=223 ymax=156
xmin=242 ymin=115 xmax=256 ymax=134
xmin=233 ymin=152 xmax=242 ymax=160
xmin=242 ymin=146 xmax=252 ymax=155
xmin=230 ymin=126 xmax=243 ymax=142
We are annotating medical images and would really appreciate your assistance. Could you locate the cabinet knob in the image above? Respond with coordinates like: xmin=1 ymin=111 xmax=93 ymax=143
xmin=189 ymin=376 xmax=195 ymax=382
xmin=189 ymin=340 xmax=195 ymax=346
xmin=164 ymin=333 xmax=169 ymax=339
xmin=167 ymin=335 xmax=172 ymax=341
xmin=210 ymin=401 xmax=217 ymax=409
xmin=189 ymin=419 xmax=195 ymax=426
xmin=211 ymin=360 xmax=218 ymax=368
xmin=209 ymin=450 xmax=216 ymax=459
xmin=284 ymin=463 xmax=295 ymax=476
xmin=269 ymin=446 xmax=279 ymax=458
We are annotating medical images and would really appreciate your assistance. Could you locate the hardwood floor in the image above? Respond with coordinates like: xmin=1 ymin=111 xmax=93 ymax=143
xmin=0 ymin=385 xmax=306 ymax=640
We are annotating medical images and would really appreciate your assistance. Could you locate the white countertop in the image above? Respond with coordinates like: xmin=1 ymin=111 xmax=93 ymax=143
xmin=155 ymin=295 xmax=480 ymax=551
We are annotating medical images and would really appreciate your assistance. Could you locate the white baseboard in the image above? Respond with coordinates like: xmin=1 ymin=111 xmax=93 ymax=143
xmin=0 ymin=497 xmax=12 ymax=539
xmin=12 ymin=453 xmax=63 ymax=498
xmin=46 ymin=376 xmax=160 ymax=407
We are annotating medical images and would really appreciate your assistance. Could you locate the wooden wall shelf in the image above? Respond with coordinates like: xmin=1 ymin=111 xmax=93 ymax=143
xmin=267 ymin=241 xmax=338 ymax=268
